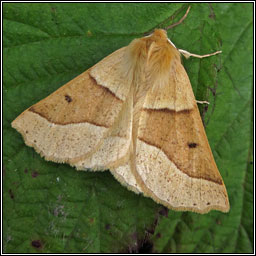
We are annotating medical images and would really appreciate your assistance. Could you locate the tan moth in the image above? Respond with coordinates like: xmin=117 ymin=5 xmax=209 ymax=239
xmin=12 ymin=7 xmax=229 ymax=214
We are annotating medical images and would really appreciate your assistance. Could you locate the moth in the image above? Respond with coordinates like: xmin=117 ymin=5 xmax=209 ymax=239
xmin=12 ymin=18 xmax=229 ymax=214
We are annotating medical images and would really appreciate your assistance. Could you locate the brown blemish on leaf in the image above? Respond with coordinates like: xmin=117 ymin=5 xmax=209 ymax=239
xmin=24 ymin=168 xmax=28 ymax=173
xmin=158 ymin=206 xmax=169 ymax=217
xmin=216 ymin=220 xmax=221 ymax=225
xmin=216 ymin=219 xmax=221 ymax=225
xmin=156 ymin=233 xmax=161 ymax=238
xmin=89 ymin=218 xmax=94 ymax=224
xmin=31 ymin=171 xmax=39 ymax=178
xmin=9 ymin=189 xmax=14 ymax=199
xmin=31 ymin=240 xmax=42 ymax=249
xmin=105 ymin=224 xmax=110 ymax=230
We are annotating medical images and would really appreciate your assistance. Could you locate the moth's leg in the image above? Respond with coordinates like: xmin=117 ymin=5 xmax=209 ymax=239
xmin=180 ymin=49 xmax=221 ymax=105
xmin=196 ymin=100 xmax=210 ymax=105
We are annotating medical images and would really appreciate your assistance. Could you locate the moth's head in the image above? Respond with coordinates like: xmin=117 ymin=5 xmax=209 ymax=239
xmin=145 ymin=29 xmax=177 ymax=49
xmin=129 ymin=29 xmax=179 ymax=60
xmin=150 ymin=29 xmax=168 ymax=40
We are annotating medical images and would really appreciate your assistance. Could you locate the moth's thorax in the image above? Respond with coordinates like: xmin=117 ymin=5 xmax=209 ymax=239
xmin=126 ymin=29 xmax=181 ymax=103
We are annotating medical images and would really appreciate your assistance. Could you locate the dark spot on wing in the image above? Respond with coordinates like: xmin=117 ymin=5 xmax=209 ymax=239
xmin=65 ymin=94 xmax=72 ymax=103
xmin=188 ymin=142 xmax=197 ymax=148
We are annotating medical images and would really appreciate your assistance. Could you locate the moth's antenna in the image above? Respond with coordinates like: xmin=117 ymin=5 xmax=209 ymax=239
xmin=165 ymin=6 xmax=191 ymax=30
xmin=178 ymin=49 xmax=222 ymax=59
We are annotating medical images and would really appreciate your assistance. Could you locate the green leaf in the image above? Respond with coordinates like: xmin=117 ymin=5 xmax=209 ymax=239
xmin=3 ymin=3 xmax=253 ymax=253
